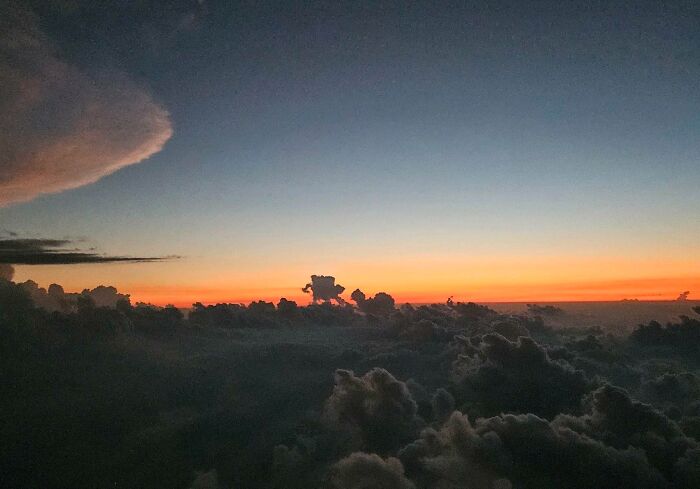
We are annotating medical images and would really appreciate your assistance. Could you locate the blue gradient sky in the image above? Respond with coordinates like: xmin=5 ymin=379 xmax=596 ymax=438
xmin=2 ymin=1 xmax=699 ymax=303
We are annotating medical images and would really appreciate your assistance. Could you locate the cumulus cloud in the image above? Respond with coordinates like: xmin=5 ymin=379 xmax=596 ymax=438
xmin=351 ymin=289 xmax=396 ymax=317
xmin=0 ymin=264 xmax=14 ymax=281
xmin=0 ymin=4 xmax=172 ymax=206
xmin=322 ymin=368 xmax=423 ymax=453
xmin=554 ymin=384 xmax=697 ymax=480
xmin=630 ymin=316 xmax=700 ymax=354
xmin=643 ymin=372 xmax=700 ymax=414
xmin=19 ymin=280 xmax=130 ymax=312
xmin=0 ymin=237 xmax=174 ymax=264
xmin=302 ymin=275 xmax=346 ymax=304
xmin=430 ymin=388 xmax=455 ymax=425
xmin=328 ymin=452 xmax=415 ymax=489
xmin=399 ymin=410 xmax=666 ymax=489
xmin=451 ymin=334 xmax=590 ymax=419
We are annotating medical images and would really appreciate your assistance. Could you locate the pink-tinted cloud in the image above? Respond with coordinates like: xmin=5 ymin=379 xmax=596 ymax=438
xmin=0 ymin=5 xmax=172 ymax=206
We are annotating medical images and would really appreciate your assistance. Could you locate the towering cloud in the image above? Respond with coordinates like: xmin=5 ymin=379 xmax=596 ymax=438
xmin=0 ymin=5 xmax=172 ymax=206
xmin=302 ymin=275 xmax=346 ymax=305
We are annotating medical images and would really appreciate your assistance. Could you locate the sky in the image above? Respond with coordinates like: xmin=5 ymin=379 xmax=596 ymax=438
xmin=1 ymin=0 xmax=699 ymax=306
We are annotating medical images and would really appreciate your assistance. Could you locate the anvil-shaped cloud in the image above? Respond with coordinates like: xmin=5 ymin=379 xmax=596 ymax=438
xmin=0 ymin=5 xmax=172 ymax=206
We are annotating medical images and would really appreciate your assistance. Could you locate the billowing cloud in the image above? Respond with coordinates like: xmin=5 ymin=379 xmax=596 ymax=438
xmin=0 ymin=5 xmax=172 ymax=206
xmin=451 ymin=334 xmax=590 ymax=419
xmin=322 ymin=368 xmax=423 ymax=453
xmin=399 ymin=410 xmax=667 ymax=489
xmin=642 ymin=372 xmax=700 ymax=414
xmin=554 ymin=384 xmax=697 ymax=480
xmin=351 ymin=289 xmax=396 ymax=317
xmin=328 ymin=452 xmax=415 ymax=489
xmin=0 ymin=237 xmax=174 ymax=265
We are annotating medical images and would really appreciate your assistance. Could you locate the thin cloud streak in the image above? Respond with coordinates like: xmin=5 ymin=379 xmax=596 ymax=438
xmin=0 ymin=237 xmax=178 ymax=265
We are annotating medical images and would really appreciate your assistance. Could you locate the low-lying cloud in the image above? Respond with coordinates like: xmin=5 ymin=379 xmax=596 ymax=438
xmin=0 ymin=5 xmax=172 ymax=206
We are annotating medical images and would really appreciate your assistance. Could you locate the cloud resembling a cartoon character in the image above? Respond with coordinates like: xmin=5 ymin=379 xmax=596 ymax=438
xmin=0 ymin=4 xmax=172 ymax=206
xmin=302 ymin=275 xmax=346 ymax=304
xmin=0 ymin=237 xmax=175 ymax=265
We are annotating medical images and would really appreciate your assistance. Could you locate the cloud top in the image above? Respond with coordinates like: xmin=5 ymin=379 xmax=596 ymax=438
xmin=0 ymin=5 xmax=172 ymax=206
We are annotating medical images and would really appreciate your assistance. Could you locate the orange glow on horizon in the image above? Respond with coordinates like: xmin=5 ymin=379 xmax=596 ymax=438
xmin=124 ymin=275 xmax=699 ymax=308
xmin=12 ymin=252 xmax=700 ymax=308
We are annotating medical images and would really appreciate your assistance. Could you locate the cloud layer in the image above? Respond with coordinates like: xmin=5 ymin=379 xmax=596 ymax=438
xmin=0 ymin=5 xmax=172 ymax=206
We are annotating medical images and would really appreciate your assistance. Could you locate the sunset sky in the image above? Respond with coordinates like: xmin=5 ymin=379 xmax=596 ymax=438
xmin=1 ymin=1 xmax=699 ymax=306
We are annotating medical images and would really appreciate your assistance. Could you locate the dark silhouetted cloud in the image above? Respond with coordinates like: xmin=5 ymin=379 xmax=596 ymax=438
xmin=19 ymin=281 xmax=131 ymax=312
xmin=0 ymin=4 xmax=172 ymax=206
xmin=351 ymin=289 xmax=396 ymax=317
xmin=451 ymin=334 xmax=590 ymax=418
xmin=302 ymin=275 xmax=346 ymax=304
xmin=0 ymin=237 xmax=176 ymax=265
